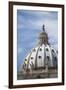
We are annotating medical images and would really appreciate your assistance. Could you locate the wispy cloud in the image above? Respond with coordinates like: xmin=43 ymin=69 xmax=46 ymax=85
xmin=17 ymin=47 xmax=23 ymax=54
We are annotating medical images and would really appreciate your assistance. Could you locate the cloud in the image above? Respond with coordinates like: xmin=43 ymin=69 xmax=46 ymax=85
xmin=17 ymin=10 xmax=58 ymax=31
xmin=17 ymin=48 xmax=23 ymax=54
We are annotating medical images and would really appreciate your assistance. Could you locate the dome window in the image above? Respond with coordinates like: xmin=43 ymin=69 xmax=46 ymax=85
xmin=25 ymin=59 xmax=27 ymax=61
xmin=46 ymin=48 xmax=48 ymax=51
xmin=33 ymin=49 xmax=36 ymax=51
xmin=54 ymin=57 xmax=57 ymax=61
xmin=38 ymin=56 xmax=41 ymax=59
xmin=31 ymin=57 xmax=33 ymax=59
xmin=47 ymin=56 xmax=49 ymax=59
xmin=40 ymin=48 xmax=42 ymax=51
xmin=52 ymin=49 xmax=54 ymax=52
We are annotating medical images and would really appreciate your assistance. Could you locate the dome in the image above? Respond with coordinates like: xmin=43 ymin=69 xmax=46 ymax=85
xmin=22 ymin=44 xmax=57 ymax=71
xmin=22 ymin=25 xmax=58 ymax=71
xmin=18 ymin=25 xmax=58 ymax=79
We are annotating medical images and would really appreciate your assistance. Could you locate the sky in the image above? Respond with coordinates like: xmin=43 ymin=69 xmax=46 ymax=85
xmin=17 ymin=10 xmax=58 ymax=71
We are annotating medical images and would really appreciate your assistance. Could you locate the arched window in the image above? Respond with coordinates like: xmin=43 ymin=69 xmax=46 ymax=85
xmin=40 ymin=48 xmax=42 ymax=51
xmin=46 ymin=48 xmax=48 ymax=51
xmin=47 ymin=56 xmax=49 ymax=59
xmin=31 ymin=57 xmax=33 ymax=59
xmin=52 ymin=49 xmax=54 ymax=52
xmin=46 ymin=56 xmax=50 ymax=67
xmin=33 ymin=49 xmax=36 ymax=51
xmin=57 ymin=50 xmax=58 ymax=53
xmin=53 ymin=57 xmax=57 ymax=68
xmin=25 ymin=59 xmax=27 ymax=61
xmin=38 ymin=56 xmax=42 ymax=59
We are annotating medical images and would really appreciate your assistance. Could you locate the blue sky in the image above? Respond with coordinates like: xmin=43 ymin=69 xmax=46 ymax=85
xmin=17 ymin=10 xmax=58 ymax=71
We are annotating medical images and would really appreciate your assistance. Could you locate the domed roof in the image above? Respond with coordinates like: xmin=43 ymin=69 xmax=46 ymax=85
xmin=21 ymin=25 xmax=58 ymax=71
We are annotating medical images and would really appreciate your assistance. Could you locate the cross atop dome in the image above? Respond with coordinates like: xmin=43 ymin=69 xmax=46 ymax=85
xmin=42 ymin=24 xmax=45 ymax=32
